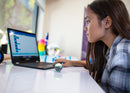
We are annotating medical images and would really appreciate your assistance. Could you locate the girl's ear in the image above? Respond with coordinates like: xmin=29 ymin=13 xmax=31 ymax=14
xmin=102 ymin=16 xmax=112 ymax=29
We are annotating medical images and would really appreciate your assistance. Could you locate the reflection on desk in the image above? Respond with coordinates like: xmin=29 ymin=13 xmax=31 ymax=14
xmin=0 ymin=62 xmax=105 ymax=93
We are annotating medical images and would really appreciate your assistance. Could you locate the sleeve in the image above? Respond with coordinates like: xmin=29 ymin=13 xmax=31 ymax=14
xmin=108 ymin=52 xmax=130 ymax=93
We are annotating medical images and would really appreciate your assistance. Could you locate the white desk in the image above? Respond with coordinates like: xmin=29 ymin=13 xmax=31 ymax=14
xmin=0 ymin=62 xmax=105 ymax=93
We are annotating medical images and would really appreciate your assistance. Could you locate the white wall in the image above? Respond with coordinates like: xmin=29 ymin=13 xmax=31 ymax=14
xmin=123 ymin=0 xmax=130 ymax=14
xmin=43 ymin=0 xmax=92 ymax=59
xmin=41 ymin=0 xmax=130 ymax=59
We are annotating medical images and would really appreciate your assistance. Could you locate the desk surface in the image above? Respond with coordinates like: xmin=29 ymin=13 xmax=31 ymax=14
xmin=0 ymin=61 xmax=105 ymax=93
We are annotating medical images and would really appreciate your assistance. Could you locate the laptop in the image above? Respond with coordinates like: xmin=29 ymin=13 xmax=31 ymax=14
xmin=7 ymin=28 xmax=54 ymax=70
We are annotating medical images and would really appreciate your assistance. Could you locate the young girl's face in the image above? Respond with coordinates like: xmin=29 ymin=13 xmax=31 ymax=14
xmin=85 ymin=7 xmax=106 ymax=43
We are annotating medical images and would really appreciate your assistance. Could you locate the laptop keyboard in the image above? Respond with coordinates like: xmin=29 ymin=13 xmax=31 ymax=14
xmin=19 ymin=62 xmax=54 ymax=69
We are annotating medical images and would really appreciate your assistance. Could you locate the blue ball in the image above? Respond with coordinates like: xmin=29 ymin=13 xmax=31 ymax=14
xmin=55 ymin=63 xmax=62 ymax=72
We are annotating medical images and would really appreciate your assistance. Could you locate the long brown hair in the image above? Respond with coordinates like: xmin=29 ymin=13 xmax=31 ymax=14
xmin=85 ymin=0 xmax=130 ymax=83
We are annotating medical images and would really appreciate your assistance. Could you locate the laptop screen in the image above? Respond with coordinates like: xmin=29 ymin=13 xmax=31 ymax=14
xmin=8 ymin=28 xmax=40 ymax=63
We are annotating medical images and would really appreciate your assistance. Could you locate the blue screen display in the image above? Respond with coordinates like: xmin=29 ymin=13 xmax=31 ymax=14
xmin=9 ymin=30 xmax=38 ymax=56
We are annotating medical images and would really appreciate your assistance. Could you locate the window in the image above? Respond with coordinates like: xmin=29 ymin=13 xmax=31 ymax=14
xmin=35 ymin=0 xmax=45 ymax=41
xmin=0 ymin=0 xmax=38 ymax=44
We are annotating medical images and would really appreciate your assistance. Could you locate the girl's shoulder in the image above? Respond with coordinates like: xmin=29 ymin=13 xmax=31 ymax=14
xmin=111 ymin=37 xmax=130 ymax=68
xmin=116 ymin=37 xmax=130 ymax=53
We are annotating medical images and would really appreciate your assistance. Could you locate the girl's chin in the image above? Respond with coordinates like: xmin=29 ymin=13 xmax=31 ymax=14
xmin=88 ymin=38 xmax=92 ymax=42
xmin=88 ymin=39 xmax=96 ymax=43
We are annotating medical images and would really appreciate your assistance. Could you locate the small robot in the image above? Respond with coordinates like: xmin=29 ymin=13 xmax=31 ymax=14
xmin=54 ymin=63 xmax=62 ymax=72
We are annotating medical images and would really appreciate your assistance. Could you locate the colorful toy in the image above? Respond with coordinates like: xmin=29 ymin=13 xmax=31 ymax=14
xmin=38 ymin=39 xmax=45 ymax=56
xmin=47 ymin=43 xmax=61 ymax=56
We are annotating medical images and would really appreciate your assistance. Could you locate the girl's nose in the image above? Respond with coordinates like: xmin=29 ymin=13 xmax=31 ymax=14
xmin=84 ymin=24 xmax=88 ymax=31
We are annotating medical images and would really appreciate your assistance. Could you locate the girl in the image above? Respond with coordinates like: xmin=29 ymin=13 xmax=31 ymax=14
xmin=54 ymin=0 xmax=130 ymax=92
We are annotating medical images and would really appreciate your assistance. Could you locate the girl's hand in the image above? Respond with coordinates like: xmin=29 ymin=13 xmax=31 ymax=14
xmin=53 ymin=59 xmax=73 ymax=67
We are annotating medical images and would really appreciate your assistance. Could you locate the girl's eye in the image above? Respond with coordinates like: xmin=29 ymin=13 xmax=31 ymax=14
xmin=86 ymin=20 xmax=90 ymax=24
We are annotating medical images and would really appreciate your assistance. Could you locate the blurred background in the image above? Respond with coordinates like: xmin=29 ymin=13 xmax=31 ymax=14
xmin=0 ymin=0 xmax=130 ymax=59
